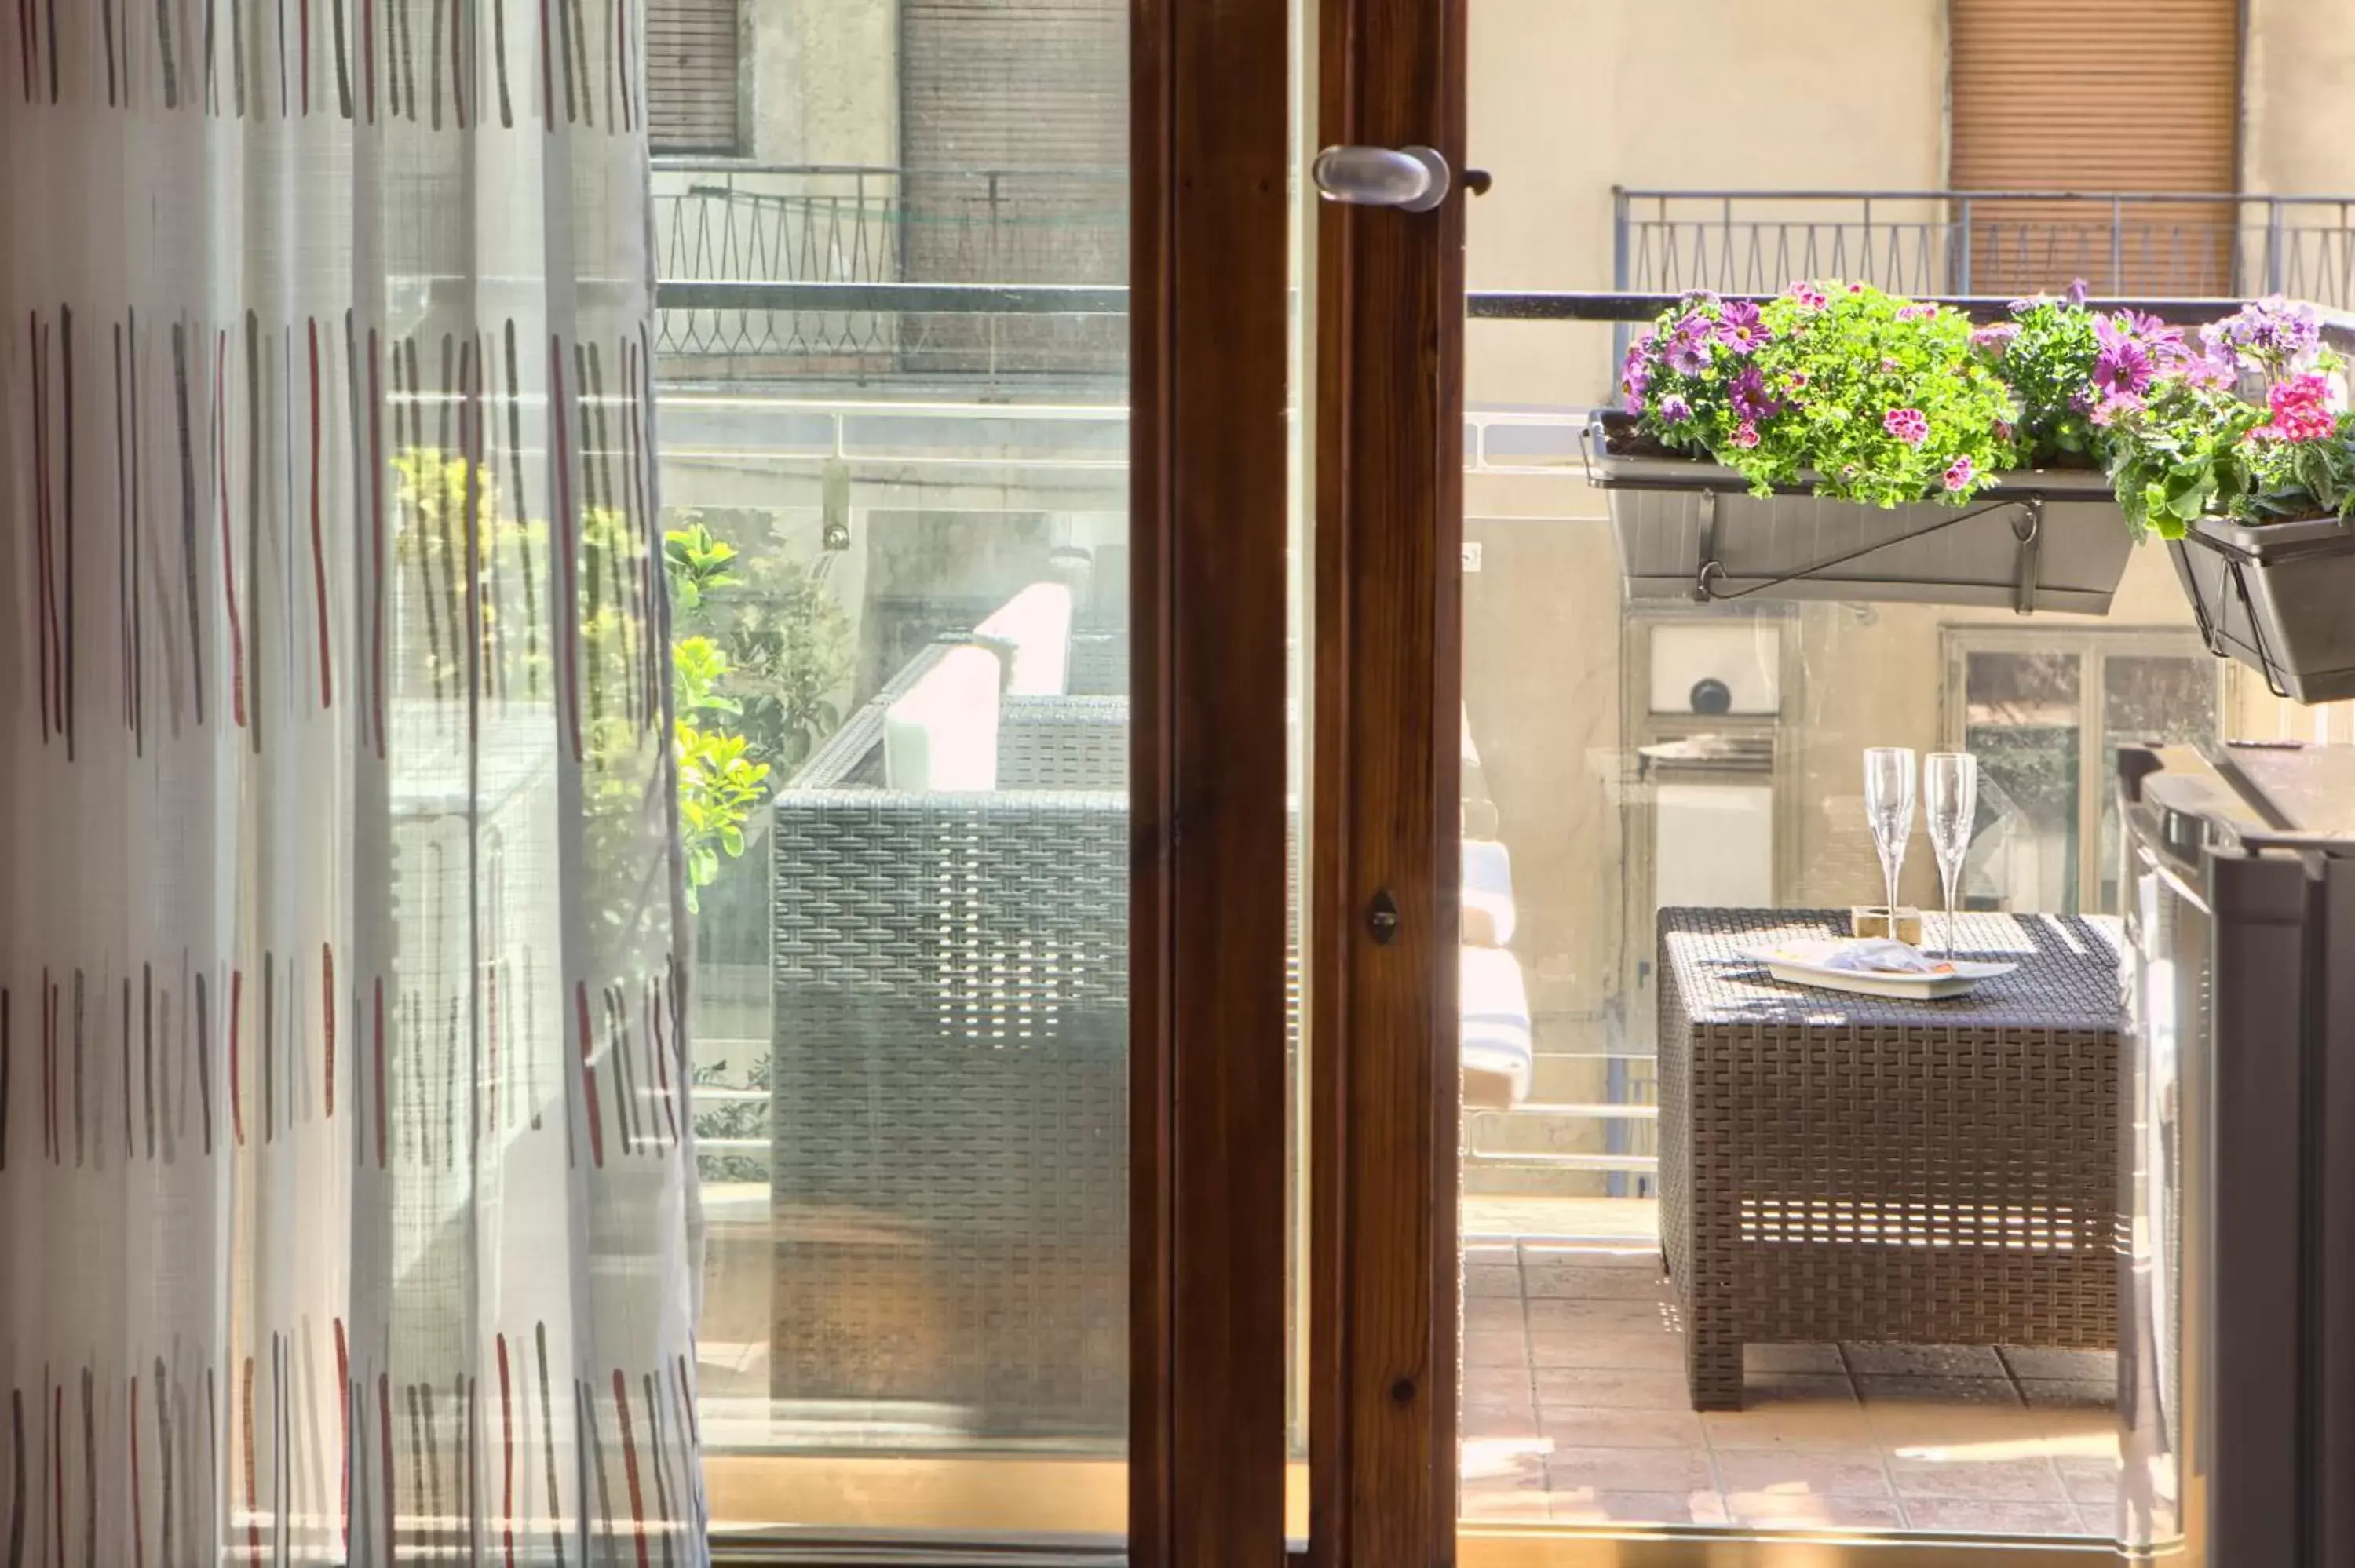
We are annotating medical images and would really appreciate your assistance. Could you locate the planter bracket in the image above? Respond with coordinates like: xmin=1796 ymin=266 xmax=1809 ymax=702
xmin=2011 ymin=498 xmax=2044 ymax=617
xmin=1691 ymin=490 xmax=1722 ymax=603
xmin=1689 ymin=494 xmax=2038 ymax=605
xmin=2191 ymin=549 xmax=2296 ymax=701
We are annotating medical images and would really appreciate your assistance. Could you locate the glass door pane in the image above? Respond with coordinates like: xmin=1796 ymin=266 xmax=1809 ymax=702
xmin=1453 ymin=5 xmax=2250 ymax=1548
xmin=651 ymin=0 xmax=1130 ymax=1541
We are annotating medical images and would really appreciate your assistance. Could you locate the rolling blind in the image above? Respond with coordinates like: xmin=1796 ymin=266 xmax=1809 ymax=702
xmin=1950 ymin=0 xmax=2239 ymax=295
xmin=899 ymin=0 xmax=1126 ymax=177
xmin=647 ymin=0 xmax=740 ymax=154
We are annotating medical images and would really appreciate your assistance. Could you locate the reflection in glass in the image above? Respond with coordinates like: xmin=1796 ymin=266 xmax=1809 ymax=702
xmin=654 ymin=0 xmax=1132 ymax=1540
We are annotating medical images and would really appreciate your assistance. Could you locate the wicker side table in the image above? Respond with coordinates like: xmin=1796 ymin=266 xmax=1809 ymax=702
xmin=1659 ymin=910 xmax=2123 ymax=1411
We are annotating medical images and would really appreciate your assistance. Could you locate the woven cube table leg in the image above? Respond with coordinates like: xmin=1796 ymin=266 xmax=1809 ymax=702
xmin=1685 ymin=1321 xmax=1744 ymax=1412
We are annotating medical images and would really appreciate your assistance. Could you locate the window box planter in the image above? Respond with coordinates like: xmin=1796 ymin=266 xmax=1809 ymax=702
xmin=1587 ymin=415 xmax=2131 ymax=614
xmin=2168 ymin=514 xmax=2355 ymax=704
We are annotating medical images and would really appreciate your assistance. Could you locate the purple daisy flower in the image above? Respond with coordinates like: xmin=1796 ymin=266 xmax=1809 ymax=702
xmin=1665 ymin=334 xmax=1713 ymax=376
xmin=1729 ymin=366 xmax=1780 ymax=423
xmin=2093 ymin=335 xmax=2155 ymax=398
xmin=2206 ymin=296 xmax=2322 ymax=370
xmin=1714 ymin=300 xmax=1769 ymax=355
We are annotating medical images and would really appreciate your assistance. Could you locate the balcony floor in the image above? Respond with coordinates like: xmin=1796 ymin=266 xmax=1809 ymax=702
xmin=1460 ymin=1234 xmax=2122 ymax=1535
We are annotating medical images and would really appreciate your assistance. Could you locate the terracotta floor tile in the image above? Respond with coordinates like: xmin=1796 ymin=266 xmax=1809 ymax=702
xmin=1522 ymin=1294 xmax=1680 ymax=1333
xmin=1546 ymin=1489 xmax=1730 ymax=1526
xmin=1538 ymin=1406 xmax=1707 ymax=1449
xmin=1711 ymin=1448 xmax=1893 ymax=1497
xmin=1864 ymin=1399 xmax=2048 ymax=1449
xmin=1462 ymin=1401 xmax=1543 ymax=1441
xmin=1532 ymin=1366 xmax=1693 ymax=1410
xmin=1518 ymin=1245 xmax=1662 ymax=1273
xmin=1459 ymin=1488 xmax=1554 ymax=1523
xmin=1462 ymin=1365 xmax=1536 ymax=1399
xmin=2017 ymin=1378 xmax=2116 ymax=1410
xmin=1745 ymin=1373 xmax=1862 ymax=1405
xmin=1463 ymin=1298 xmax=1527 ymax=1333
xmin=1998 ymin=1347 xmax=2117 ymax=1382
xmin=1856 ymin=1375 xmax=2024 ymax=1407
xmin=1448 ymin=1242 xmax=2123 ymax=1540
xmin=1723 ymin=1492 xmax=1906 ymax=1530
xmin=1888 ymin=1454 xmax=2068 ymax=1502
xmin=1527 ymin=1329 xmax=1688 ymax=1373
xmin=1545 ymin=1444 xmax=1717 ymax=1493
xmin=1701 ymin=1401 xmax=1881 ymax=1452
xmin=1842 ymin=1343 xmax=2009 ymax=1378
xmin=1462 ymin=1330 xmax=1532 ymax=1368
xmin=1521 ymin=1264 xmax=1670 ymax=1301
xmin=1900 ymin=1497 xmax=2083 ymax=1533
xmin=2054 ymin=1453 xmax=2123 ymax=1507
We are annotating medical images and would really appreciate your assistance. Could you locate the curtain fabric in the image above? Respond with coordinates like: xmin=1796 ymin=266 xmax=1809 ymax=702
xmin=1 ymin=5 xmax=704 ymax=1565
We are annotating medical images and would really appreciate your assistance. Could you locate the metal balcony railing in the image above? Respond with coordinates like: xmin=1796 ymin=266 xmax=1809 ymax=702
xmin=649 ymin=177 xmax=2355 ymax=389
xmin=1615 ymin=188 xmax=2355 ymax=306
xmin=653 ymin=161 xmax=1127 ymax=384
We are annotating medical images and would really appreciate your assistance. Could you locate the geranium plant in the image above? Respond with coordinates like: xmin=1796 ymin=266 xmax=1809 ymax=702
xmin=1618 ymin=281 xmax=2015 ymax=507
xmin=1970 ymin=289 xmax=2200 ymax=468
xmin=2101 ymin=296 xmax=2355 ymax=538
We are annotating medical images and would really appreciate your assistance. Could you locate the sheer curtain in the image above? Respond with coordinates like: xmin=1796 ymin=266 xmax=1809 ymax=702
xmin=0 ymin=6 xmax=704 ymax=1565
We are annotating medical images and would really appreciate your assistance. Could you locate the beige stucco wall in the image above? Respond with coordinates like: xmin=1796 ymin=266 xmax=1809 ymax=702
xmin=2241 ymin=0 xmax=2355 ymax=196
xmin=1466 ymin=0 xmax=1949 ymax=412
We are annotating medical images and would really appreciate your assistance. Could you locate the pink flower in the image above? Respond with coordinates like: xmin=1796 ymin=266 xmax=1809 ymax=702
xmin=1847 ymin=282 xmax=1866 ymax=294
xmin=1896 ymin=303 xmax=1938 ymax=322
xmin=1883 ymin=407 xmax=1929 ymax=446
xmin=1943 ymin=456 xmax=1975 ymax=491
xmin=1730 ymin=421 xmax=1762 ymax=449
xmin=1786 ymin=281 xmax=1828 ymax=310
xmin=2254 ymin=372 xmax=2339 ymax=443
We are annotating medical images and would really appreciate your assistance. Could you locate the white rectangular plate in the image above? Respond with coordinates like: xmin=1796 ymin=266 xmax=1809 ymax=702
xmin=1735 ymin=943 xmax=2017 ymax=1002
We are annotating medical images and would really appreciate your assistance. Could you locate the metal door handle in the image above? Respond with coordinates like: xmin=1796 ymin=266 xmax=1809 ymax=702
xmin=1312 ymin=145 xmax=1451 ymax=212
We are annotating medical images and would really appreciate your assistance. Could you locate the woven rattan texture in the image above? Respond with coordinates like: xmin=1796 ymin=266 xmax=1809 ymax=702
xmin=999 ymin=696 xmax=1129 ymax=789
xmin=1068 ymin=633 xmax=1129 ymax=697
xmin=1659 ymin=910 xmax=2123 ymax=1410
xmin=771 ymin=790 xmax=1129 ymax=1436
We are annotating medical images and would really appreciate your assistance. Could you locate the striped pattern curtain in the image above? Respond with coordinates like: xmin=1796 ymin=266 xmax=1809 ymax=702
xmin=0 ymin=5 xmax=706 ymax=1565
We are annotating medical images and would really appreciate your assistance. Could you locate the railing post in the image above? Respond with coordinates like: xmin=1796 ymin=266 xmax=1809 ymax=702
xmin=2267 ymin=196 xmax=2286 ymax=296
xmin=1611 ymin=186 xmax=1630 ymax=290
xmin=1958 ymin=194 xmax=1973 ymax=296
xmin=1611 ymin=188 xmax=1632 ymax=374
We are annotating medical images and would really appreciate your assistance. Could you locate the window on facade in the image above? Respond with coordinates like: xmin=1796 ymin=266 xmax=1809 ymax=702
xmin=648 ymin=0 xmax=741 ymax=154
xmin=1949 ymin=631 xmax=2219 ymax=915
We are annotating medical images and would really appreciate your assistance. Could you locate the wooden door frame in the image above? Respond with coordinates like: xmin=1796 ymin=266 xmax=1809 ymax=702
xmin=1128 ymin=0 xmax=1294 ymax=1564
xmin=1307 ymin=0 xmax=1470 ymax=1563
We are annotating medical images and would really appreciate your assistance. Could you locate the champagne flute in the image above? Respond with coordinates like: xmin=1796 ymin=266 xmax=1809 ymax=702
xmin=1864 ymin=748 xmax=1917 ymax=943
xmin=1925 ymin=752 xmax=1979 ymax=957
